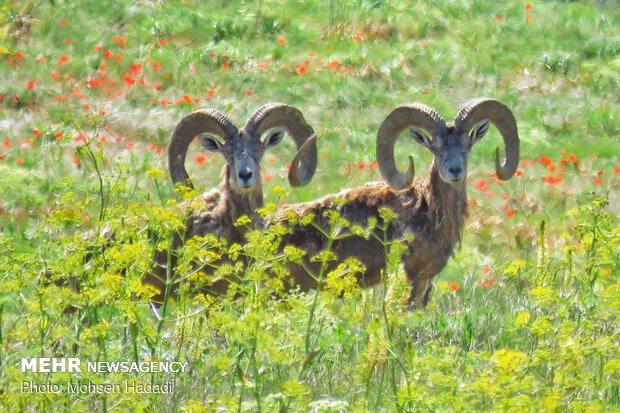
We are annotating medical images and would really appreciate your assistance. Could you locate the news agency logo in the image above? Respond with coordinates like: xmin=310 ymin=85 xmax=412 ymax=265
xmin=20 ymin=358 xmax=189 ymax=373
xmin=21 ymin=358 xmax=81 ymax=373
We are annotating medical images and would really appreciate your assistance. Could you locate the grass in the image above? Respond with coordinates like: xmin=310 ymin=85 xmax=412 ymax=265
xmin=0 ymin=0 xmax=618 ymax=411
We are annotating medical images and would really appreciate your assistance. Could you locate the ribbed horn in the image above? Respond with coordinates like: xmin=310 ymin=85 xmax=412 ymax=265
xmin=453 ymin=98 xmax=520 ymax=180
xmin=376 ymin=104 xmax=446 ymax=190
xmin=168 ymin=109 xmax=237 ymax=188
xmin=243 ymin=103 xmax=317 ymax=187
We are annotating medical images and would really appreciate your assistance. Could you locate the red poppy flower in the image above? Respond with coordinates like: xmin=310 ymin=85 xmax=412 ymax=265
xmin=594 ymin=177 xmax=601 ymax=186
xmin=113 ymin=37 xmax=127 ymax=48
xmin=296 ymin=65 xmax=308 ymax=75
xmin=277 ymin=36 xmax=286 ymax=45
xmin=16 ymin=158 xmax=24 ymax=165
xmin=495 ymin=15 xmax=504 ymax=23
xmin=123 ymin=75 xmax=135 ymax=86
xmin=449 ymin=282 xmax=459 ymax=291
xmin=57 ymin=55 xmax=70 ymax=65
xmin=474 ymin=179 xmax=488 ymax=191
xmin=543 ymin=175 xmax=563 ymax=185
xmin=525 ymin=3 xmax=532 ymax=10
xmin=152 ymin=62 xmax=162 ymax=70
xmin=195 ymin=154 xmax=207 ymax=164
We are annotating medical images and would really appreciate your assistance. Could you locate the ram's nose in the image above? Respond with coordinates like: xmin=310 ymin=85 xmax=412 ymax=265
xmin=238 ymin=168 xmax=253 ymax=184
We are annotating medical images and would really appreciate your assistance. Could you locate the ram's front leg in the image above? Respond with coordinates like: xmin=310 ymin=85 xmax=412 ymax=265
xmin=404 ymin=263 xmax=433 ymax=309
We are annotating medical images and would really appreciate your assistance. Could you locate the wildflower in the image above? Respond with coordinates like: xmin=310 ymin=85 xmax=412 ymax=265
xmin=73 ymin=157 xmax=81 ymax=165
xmin=16 ymin=158 xmax=24 ymax=165
xmin=130 ymin=63 xmax=142 ymax=76
xmin=95 ymin=44 xmax=103 ymax=52
xmin=264 ymin=173 xmax=273 ymax=182
xmin=152 ymin=61 xmax=162 ymax=70
xmin=60 ymin=19 xmax=67 ymax=26
xmin=526 ymin=15 xmax=533 ymax=22
xmin=615 ymin=165 xmax=620 ymax=174
xmin=515 ymin=170 xmax=523 ymax=176
xmin=103 ymin=50 xmax=113 ymax=59
xmin=368 ymin=161 xmax=378 ymax=170
xmin=420 ymin=40 xmax=427 ymax=48
xmin=121 ymin=74 xmax=136 ymax=86
xmin=474 ymin=179 xmax=488 ymax=191
xmin=495 ymin=15 xmax=504 ymax=23
xmin=353 ymin=32 xmax=363 ymax=42
xmin=189 ymin=63 xmax=196 ymax=73
xmin=482 ymin=267 xmax=491 ymax=275
xmin=158 ymin=39 xmax=166 ymax=46
xmin=296 ymin=65 xmax=308 ymax=75
xmin=114 ymin=55 xmax=123 ymax=62
xmin=55 ymin=132 xmax=63 ymax=140
xmin=543 ymin=175 xmax=563 ymax=186
xmin=64 ymin=38 xmax=71 ymax=44
xmin=281 ymin=63 xmax=289 ymax=70
xmin=449 ymin=282 xmax=459 ymax=291
xmin=358 ymin=162 xmax=365 ymax=170
xmin=539 ymin=156 xmax=552 ymax=166
xmin=183 ymin=94 xmax=192 ymax=104
xmin=36 ymin=55 xmax=46 ymax=62
xmin=14 ymin=53 xmax=24 ymax=60
xmin=195 ymin=154 xmax=207 ymax=164
xmin=113 ymin=37 xmax=127 ymax=48
xmin=267 ymin=156 xmax=276 ymax=164
xmin=57 ymin=55 xmax=70 ymax=65
xmin=3 ymin=139 xmax=10 ymax=148
xmin=525 ymin=3 xmax=532 ymax=10
xmin=327 ymin=60 xmax=339 ymax=70
xmin=594 ymin=177 xmax=601 ymax=186
xmin=221 ymin=62 xmax=230 ymax=70
xmin=277 ymin=36 xmax=286 ymax=45
xmin=246 ymin=90 xmax=252 ymax=96
xmin=26 ymin=80 xmax=37 ymax=89
xmin=125 ymin=141 xmax=134 ymax=150
xmin=483 ymin=278 xmax=495 ymax=288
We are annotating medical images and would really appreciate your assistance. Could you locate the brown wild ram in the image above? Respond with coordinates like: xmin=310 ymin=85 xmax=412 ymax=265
xmin=276 ymin=98 xmax=519 ymax=308
xmin=146 ymin=103 xmax=317 ymax=302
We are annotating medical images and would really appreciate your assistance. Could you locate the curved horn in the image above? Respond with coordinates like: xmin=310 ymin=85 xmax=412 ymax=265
xmin=453 ymin=98 xmax=520 ymax=180
xmin=376 ymin=104 xmax=446 ymax=190
xmin=244 ymin=103 xmax=317 ymax=187
xmin=168 ymin=109 xmax=237 ymax=188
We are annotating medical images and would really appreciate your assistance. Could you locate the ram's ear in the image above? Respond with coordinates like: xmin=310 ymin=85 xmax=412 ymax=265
xmin=469 ymin=120 xmax=490 ymax=145
xmin=199 ymin=134 xmax=223 ymax=152
xmin=409 ymin=127 xmax=432 ymax=147
xmin=262 ymin=127 xmax=286 ymax=148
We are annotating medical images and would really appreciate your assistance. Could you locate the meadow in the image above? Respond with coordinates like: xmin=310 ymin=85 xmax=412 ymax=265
xmin=0 ymin=0 xmax=618 ymax=411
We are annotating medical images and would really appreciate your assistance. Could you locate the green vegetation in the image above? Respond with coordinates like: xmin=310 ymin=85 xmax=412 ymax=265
xmin=0 ymin=0 xmax=618 ymax=411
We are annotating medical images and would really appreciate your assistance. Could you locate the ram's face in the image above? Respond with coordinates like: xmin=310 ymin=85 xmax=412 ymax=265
xmin=199 ymin=128 xmax=286 ymax=194
xmin=410 ymin=122 xmax=489 ymax=185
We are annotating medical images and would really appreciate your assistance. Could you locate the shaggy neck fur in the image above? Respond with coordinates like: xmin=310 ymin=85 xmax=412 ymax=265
xmin=219 ymin=165 xmax=264 ymax=226
xmin=422 ymin=160 xmax=467 ymax=243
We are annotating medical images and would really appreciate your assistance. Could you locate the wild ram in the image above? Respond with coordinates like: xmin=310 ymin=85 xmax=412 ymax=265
xmin=275 ymin=98 xmax=519 ymax=308
xmin=146 ymin=103 xmax=317 ymax=301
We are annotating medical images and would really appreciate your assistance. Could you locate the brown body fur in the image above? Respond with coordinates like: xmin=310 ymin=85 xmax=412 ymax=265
xmin=276 ymin=160 xmax=466 ymax=307
xmin=146 ymin=165 xmax=263 ymax=302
